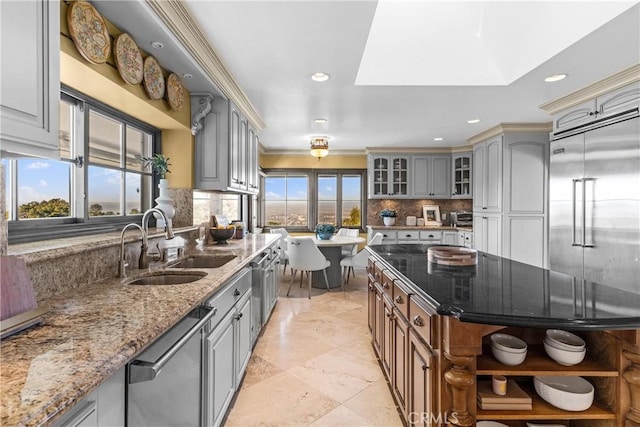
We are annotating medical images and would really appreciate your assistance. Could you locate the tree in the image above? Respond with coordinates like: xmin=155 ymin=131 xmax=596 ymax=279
xmin=18 ymin=198 xmax=70 ymax=218
xmin=89 ymin=203 xmax=104 ymax=216
xmin=343 ymin=206 xmax=361 ymax=226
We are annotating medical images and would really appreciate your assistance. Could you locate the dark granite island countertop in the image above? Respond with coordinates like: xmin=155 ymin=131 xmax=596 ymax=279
xmin=367 ymin=244 xmax=640 ymax=330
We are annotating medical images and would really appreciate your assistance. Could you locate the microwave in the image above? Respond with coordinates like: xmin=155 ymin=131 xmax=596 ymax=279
xmin=450 ymin=211 xmax=472 ymax=226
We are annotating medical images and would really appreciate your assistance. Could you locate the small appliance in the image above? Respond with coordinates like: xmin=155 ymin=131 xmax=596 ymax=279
xmin=450 ymin=211 xmax=472 ymax=227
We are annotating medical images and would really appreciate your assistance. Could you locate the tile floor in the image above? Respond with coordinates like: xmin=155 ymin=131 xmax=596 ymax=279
xmin=224 ymin=268 xmax=403 ymax=427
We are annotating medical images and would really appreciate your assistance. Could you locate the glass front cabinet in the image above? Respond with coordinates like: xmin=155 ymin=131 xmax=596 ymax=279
xmin=369 ymin=155 xmax=410 ymax=198
xmin=451 ymin=152 xmax=472 ymax=199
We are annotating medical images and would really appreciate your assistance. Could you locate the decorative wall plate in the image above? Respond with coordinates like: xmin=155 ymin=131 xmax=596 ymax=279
xmin=114 ymin=33 xmax=143 ymax=85
xmin=143 ymin=56 xmax=165 ymax=100
xmin=166 ymin=73 xmax=185 ymax=111
xmin=67 ymin=1 xmax=111 ymax=65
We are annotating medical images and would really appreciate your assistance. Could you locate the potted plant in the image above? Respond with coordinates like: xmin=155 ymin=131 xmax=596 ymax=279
xmin=379 ymin=209 xmax=398 ymax=226
xmin=315 ymin=223 xmax=336 ymax=240
xmin=138 ymin=153 xmax=174 ymax=226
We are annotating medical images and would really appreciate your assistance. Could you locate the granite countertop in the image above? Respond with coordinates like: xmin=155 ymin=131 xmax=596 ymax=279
xmin=367 ymin=244 xmax=640 ymax=330
xmin=0 ymin=234 xmax=278 ymax=427
xmin=366 ymin=225 xmax=473 ymax=231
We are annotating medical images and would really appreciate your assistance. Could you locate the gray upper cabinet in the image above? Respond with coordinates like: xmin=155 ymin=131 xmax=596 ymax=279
xmin=554 ymin=82 xmax=640 ymax=134
xmin=411 ymin=155 xmax=451 ymax=199
xmin=368 ymin=155 xmax=410 ymax=198
xmin=1 ymin=0 xmax=59 ymax=158
xmin=192 ymin=95 xmax=259 ymax=194
xmin=451 ymin=152 xmax=472 ymax=199
xmin=472 ymin=137 xmax=502 ymax=212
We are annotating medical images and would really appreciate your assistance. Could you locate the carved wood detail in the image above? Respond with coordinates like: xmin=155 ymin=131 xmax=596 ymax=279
xmin=623 ymin=349 xmax=640 ymax=425
xmin=443 ymin=353 xmax=474 ymax=427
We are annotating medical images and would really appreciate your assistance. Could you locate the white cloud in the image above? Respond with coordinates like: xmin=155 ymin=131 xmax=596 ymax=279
xmin=26 ymin=161 xmax=50 ymax=170
xmin=39 ymin=180 xmax=48 ymax=187
xmin=18 ymin=186 xmax=48 ymax=202
xmin=265 ymin=191 xmax=283 ymax=199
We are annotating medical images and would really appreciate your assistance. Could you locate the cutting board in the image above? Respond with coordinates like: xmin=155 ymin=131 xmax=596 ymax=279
xmin=427 ymin=246 xmax=477 ymax=266
xmin=1 ymin=256 xmax=37 ymax=321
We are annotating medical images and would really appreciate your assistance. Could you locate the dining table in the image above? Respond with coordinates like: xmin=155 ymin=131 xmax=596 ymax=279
xmin=309 ymin=235 xmax=366 ymax=288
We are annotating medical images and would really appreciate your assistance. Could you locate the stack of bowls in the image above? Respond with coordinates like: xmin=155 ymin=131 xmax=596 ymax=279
xmin=490 ymin=333 xmax=528 ymax=366
xmin=544 ymin=329 xmax=586 ymax=366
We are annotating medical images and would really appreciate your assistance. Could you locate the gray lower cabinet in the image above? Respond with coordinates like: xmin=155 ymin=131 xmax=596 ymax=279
xmin=204 ymin=268 xmax=253 ymax=427
xmin=53 ymin=367 xmax=125 ymax=427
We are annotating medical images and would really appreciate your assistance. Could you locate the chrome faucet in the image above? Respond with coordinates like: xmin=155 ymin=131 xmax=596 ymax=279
xmin=140 ymin=208 xmax=175 ymax=269
xmin=119 ymin=223 xmax=144 ymax=278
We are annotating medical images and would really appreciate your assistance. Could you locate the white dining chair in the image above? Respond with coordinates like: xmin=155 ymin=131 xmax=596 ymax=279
xmin=336 ymin=228 xmax=360 ymax=277
xmin=340 ymin=232 xmax=384 ymax=288
xmin=270 ymin=228 xmax=290 ymax=275
xmin=286 ymin=237 xmax=331 ymax=299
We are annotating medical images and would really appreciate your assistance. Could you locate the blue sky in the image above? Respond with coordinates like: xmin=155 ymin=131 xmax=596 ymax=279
xmin=15 ymin=159 xmax=70 ymax=204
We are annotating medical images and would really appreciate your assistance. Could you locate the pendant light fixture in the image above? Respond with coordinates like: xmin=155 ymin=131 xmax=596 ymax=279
xmin=310 ymin=137 xmax=329 ymax=159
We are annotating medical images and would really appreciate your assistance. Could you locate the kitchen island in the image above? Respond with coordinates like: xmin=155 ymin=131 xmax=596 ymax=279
xmin=0 ymin=233 xmax=278 ymax=426
xmin=366 ymin=244 xmax=640 ymax=426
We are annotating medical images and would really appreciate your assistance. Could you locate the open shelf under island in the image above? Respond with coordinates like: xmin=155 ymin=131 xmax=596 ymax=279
xmin=365 ymin=243 xmax=640 ymax=427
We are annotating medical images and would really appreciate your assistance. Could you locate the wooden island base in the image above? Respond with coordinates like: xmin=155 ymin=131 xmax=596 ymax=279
xmin=366 ymin=255 xmax=640 ymax=427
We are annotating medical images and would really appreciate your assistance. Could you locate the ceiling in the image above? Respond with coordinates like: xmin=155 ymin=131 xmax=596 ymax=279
xmin=95 ymin=1 xmax=640 ymax=153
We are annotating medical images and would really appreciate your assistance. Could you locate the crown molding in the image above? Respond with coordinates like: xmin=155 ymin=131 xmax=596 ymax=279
xmin=365 ymin=145 xmax=473 ymax=154
xmin=539 ymin=64 xmax=640 ymax=115
xmin=466 ymin=122 xmax=552 ymax=145
xmin=145 ymin=0 xmax=266 ymax=130
xmin=262 ymin=149 xmax=366 ymax=156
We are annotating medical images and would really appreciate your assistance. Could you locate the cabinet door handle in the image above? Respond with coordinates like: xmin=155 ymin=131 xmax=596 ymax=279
xmin=413 ymin=315 xmax=424 ymax=327
xmin=383 ymin=282 xmax=390 ymax=289
xmin=395 ymin=295 xmax=403 ymax=304
xmin=482 ymin=207 xmax=487 ymax=210
xmin=234 ymin=289 xmax=240 ymax=296
xmin=422 ymin=364 xmax=428 ymax=372
xmin=235 ymin=312 xmax=243 ymax=320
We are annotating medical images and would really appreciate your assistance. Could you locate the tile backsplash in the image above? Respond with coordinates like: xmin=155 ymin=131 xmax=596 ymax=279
xmin=367 ymin=198 xmax=472 ymax=226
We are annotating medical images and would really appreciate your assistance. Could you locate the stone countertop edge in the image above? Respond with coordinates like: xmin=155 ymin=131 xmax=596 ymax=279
xmin=7 ymin=226 xmax=200 ymax=262
xmin=0 ymin=233 xmax=279 ymax=427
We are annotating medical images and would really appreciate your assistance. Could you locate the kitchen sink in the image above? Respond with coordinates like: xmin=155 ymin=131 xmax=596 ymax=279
xmin=124 ymin=271 xmax=208 ymax=286
xmin=167 ymin=255 xmax=236 ymax=269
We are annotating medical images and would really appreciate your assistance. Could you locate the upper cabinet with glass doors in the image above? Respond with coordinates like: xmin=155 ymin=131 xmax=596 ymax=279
xmin=451 ymin=152 xmax=472 ymax=199
xmin=1 ymin=0 xmax=60 ymax=158
xmin=368 ymin=155 xmax=410 ymax=198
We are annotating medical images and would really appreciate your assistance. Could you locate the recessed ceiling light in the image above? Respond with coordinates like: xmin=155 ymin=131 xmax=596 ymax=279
xmin=182 ymin=73 xmax=193 ymax=80
xmin=313 ymin=118 xmax=328 ymax=124
xmin=433 ymin=137 xmax=444 ymax=141
xmin=467 ymin=119 xmax=481 ymax=124
xmin=544 ymin=73 xmax=568 ymax=82
xmin=151 ymin=41 xmax=164 ymax=49
xmin=311 ymin=72 xmax=330 ymax=82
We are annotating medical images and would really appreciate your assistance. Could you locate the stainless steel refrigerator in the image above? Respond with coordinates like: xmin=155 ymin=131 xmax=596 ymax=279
xmin=549 ymin=114 xmax=640 ymax=294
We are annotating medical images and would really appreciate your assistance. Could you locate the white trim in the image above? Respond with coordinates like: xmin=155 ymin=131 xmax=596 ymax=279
xmin=466 ymin=122 xmax=552 ymax=145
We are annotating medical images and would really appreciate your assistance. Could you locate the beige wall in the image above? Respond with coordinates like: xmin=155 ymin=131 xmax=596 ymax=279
xmin=60 ymin=2 xmax=193 ymax=188
xmin=260 ymin=153 xmax=366 ymax=169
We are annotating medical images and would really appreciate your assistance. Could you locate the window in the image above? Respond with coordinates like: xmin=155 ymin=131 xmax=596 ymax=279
xmin=261 ymin=170 xmax=364 ymax=230
xmin=263 ymin=174 xmax=309 ymax=228
xmin=3 ymin=88 xmax=159 ymax=242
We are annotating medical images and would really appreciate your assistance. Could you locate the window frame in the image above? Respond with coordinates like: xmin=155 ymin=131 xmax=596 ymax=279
xmin=6 ymin=86 xmax=161 ymax=244
xmin=260 ymin=169 xmax=366 ymax=232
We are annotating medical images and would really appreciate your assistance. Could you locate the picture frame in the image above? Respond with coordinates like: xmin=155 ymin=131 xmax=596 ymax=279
xmin=422 ymin=205 xmax=441 ymax=225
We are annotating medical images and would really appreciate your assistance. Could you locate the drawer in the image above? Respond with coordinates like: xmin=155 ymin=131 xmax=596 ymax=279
xmin=464 ymin=232 xmax=473 ymax=248
xmin=205 ymin=268 xmax=251 ymax=316
xmin=409 ymin=297 xmax=435 ymax=346
xmin=379 ymin=230 xmax=397 ymax=243
xmin=420 ymin=230 xmax=442 ymax=241
xmin=392 ymin=282 xmax=410 ymax=320
xmin=381 ymin=269 xmax=396 ymax=298
xmin=366 ymin=258 xmax=376 ymax=278
xmin=397 ymin=230 xmax=420 ymax=241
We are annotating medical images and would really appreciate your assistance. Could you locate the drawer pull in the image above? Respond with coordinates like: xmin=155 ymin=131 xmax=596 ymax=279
xmin=234 ymin=289 xmax=240 ymax=296
xmin=383 ymin=282 xmax=390 ymax=289
xmin=428 ymin=234 xmax=434 ymax=238
xmin=422 ymin=364 xmax=428 ymax=372
xmin=405 ymin=234 xmax=411 ymax=238
xmin=395 ymin=295 xmax=403 ymax=304
xmin=413 ymin=315 xmax=424 ymax=327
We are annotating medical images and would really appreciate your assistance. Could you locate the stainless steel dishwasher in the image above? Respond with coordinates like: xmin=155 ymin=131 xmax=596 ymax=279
xmin=250 ymin=250 xmax=269 ymax=345
xmin=127 ymin=305 xmax=217 ymax=427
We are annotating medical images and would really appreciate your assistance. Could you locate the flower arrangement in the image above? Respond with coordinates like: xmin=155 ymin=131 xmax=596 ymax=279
xmin=315 ymin=223 xmax=336 ymax=234
xmin=379 ymin=209 xmax=398 ymax=218
xmin=138 ymin=153 xmax=171 ymax=179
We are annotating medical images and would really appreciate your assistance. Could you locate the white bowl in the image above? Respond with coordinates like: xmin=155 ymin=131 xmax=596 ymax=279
xmin=490 ymin=333 xmax=528 ymax=353
xmin=544 ymin=339 xmax=586 ymax=366
xmin=545 ymin=329 xmax=585 ymax=351
xmin=534 ymin=376 xmax=594 ymax=411
xmin=544 ymin=337 xmax=585 ymax=352
xmin=491 ymin=343 xmax=527 ymax=366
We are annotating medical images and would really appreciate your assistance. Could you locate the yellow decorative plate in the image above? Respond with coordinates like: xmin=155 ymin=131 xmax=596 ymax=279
xmin=143 ymin=56 xmax=165 ymax=100
xmin=67 ymin=1 xmax=111 ymax=65
xmin=166 ymin=73 xmax=185 ymax=111
xmin=114 ymin=33 xmax=143 ymax=85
